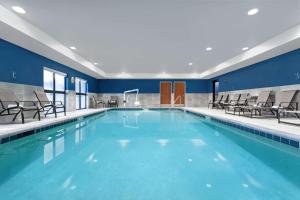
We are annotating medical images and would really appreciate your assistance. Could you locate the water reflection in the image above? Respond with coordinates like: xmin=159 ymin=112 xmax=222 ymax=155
xmin=157 ymin=139 xmax=169 ymax=147
xmin=62 ymin=176 xmax=73 ymax=189
xmin=191 ymin=139 xmax=205 ymax=147
xmin=43 ymin=141 xmax=53 ymax=165
xmin=86 ymin=153 xmax=98 ymax=163
xmin=118 ymin=139 xmax=130 ymax=148
xmin=62 ymin=176 xmax=77 ymax=191
xmin=43 ymin=136 xmax=65 ymax=165
xmin=214 ymin=131 xmax=220 ymax=136
xmin=75 ymin=122 xmax=86 ymax=144
xmin=55 ymin=137 xmax=64 ymax=157
xmin=245 ymin=174 xmax=263 ymax=189
xmin=123 ymin=111 xmax=139 ymax=129
xmin=216 ymin=152 xmax=226 ymax=161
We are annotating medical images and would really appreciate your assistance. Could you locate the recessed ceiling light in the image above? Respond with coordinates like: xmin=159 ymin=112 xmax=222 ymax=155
xmin=206 ymin=47 xmax=212 ymax=51
xmin=69 ymin=46 xmax=77 ymax=50
xmin=248 ymin=8 xmax=259 ymax=16
xmin=94 ymin=62 xmax=98 ymax=65
xmin=188 ymin=62 xmax=193 ymax=66
xmin=12 ymin=6 xmax=26 ymax=14
xmin=242 ymin=47 xmax=249 ymax=51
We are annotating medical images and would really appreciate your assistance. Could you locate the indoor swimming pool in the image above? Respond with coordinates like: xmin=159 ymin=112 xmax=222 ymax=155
xmin=0 ymin=109 xmax=300 ymax=200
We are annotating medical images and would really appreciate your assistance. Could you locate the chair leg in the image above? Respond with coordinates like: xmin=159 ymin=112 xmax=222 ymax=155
xmin=33 ymin=111 xmax=37 ymax=119
xmin=45 ymin=107 xmax=51 ymax=117
xmin=12 ymin=111 xmax=21 ymax=122
xmin=275 ymin=109 xmax=279 ymax=118
xmin=54 ymin=106 xmax=57 ymax=118
xmin=33 ymin=109 xmax=40 ymax=120
xmin=37 ymin=110 xmax=41 ymax=121
xmin=64 ymin=106 xmax=66 ymax=116
xmin=270 ymin=109 xmax=275 ymax=116
xmin=21 ymin=111 xmax=25 ymax=124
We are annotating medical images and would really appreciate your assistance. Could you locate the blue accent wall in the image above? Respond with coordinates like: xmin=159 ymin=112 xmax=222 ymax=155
xmin=209 ymin=48 xmax=300 ymax=92
xmin=2 ymin=37 xmax=300 ymax=95
xmin=0 ymin=38 xmax=98 ymax=92
xmin=98 ymin=79 xmax=209 ymax=93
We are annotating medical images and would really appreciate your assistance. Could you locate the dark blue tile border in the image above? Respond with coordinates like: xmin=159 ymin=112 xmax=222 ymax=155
xmin=0 ymin=108 xmax=147 ymax=144
xmin=1 ymin=108 xmax=299 ymax=149
xmin=290 ymin=140 xmax=300 ymax=148
xmin=184 ymin=109 xmax=300 ymax=149
xmin=148 ymin=108 xmax=182 ymax=111
xmin=0 ymin=110 xmax=112 ymax=145
xmin=111 ymin=108 xmax=144 ymax=111
xmin=0 ymin=118 xmax=79 ymax=145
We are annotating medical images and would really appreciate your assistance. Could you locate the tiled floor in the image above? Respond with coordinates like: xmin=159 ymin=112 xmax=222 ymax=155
xmin=0 ymin=108 xmax=108 ymax=139
xmin=183 ymin=107 xmax=300 ymax=141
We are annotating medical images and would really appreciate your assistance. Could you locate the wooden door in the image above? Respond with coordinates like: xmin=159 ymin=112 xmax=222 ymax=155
xmin=174 ymin=82 xmax=185 ymax=105
xmin=160 ymin=82 xmax=171 ymax=105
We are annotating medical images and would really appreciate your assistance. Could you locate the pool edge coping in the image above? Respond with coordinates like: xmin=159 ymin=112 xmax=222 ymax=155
xmin=181 ymin=108 xmax=300 ymax=149
xmin=0 ymin=108 xmax=111 ymax=144
xmin=1 ymin=107 xmax=299 ymax=149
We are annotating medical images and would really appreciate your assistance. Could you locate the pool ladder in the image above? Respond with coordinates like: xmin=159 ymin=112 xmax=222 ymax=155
xmin=173 ymin=96 xmax=183 ymax=107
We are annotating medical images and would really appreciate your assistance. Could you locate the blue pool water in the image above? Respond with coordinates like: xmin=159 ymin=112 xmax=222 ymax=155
xmin=1 ymin=109 xmax=300 ymax=200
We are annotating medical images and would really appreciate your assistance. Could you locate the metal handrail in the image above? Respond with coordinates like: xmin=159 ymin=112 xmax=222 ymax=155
xmin=123 ymin=89 xmax=139 ymax=107
xmin=173 ymin=95 xmax=182 ymax=106
xmin=174 ymin=95 xmax=182 ymax=104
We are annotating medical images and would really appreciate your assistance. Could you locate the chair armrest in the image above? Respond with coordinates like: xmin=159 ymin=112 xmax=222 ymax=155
xmin=278 ymin=102 xmax=297 ymax=110
xmin=18 ymin=100 xmax=38 ymax=106
xmin=37 ymin=100 xmax=52 ymax=103
xmin=38 ymin=100 xmax=64 ymax=105
xmin=0 ymin=101 xmax=20 ymax=106
xmin=256 ymin=101 xmax=267 ymax=106
xmin=282 ymin=102 xmax=298 ymax=110
xmin=290 ymin=102 xmax=298 ymax=110
xmin=0 ymin=100 xmax=19 ymax=103
xmin=247 ymin=99 xmax=257 ymax=103
xmin=261 ymin=101 xmax=274 ymax=107
xmin=53 ymin=101 xmax=64 ymax=105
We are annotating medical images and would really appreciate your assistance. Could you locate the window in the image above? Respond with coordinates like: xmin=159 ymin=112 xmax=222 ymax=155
xmin=75 ymin=78 xmax=87 ymax=110
xmin=212 ymin=80 xmax=219 ymax=105
xmin=43 ymin=68 xmax=66 ymax=112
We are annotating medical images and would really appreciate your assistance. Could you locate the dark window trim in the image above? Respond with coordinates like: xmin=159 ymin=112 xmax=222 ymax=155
xmin=212 ymin=79 xmax=219 ymax=105
xmin=43 ymin=68 xmax=66 ymax=106
xmin=76 ymin=78 xmax=87 ymax=110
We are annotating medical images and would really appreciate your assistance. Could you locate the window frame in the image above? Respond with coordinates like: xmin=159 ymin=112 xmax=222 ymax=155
xmin=75 ymin=78 xmax=87 ymax=110
xmin=43 ymin=68 xmax=66 ymax=106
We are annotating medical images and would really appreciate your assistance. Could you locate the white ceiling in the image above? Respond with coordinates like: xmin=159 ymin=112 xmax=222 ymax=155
xmin=1 ymin=0 xmax=300 ymax=79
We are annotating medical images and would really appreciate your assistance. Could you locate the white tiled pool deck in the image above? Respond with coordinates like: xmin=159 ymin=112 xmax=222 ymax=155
xmin=183 ymin=107 xmax=300 ymax=141
xmin=1 ymin=107 xmax=300 ymax=143
xmin=0 ymin=108 xmax=109 ymax=139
